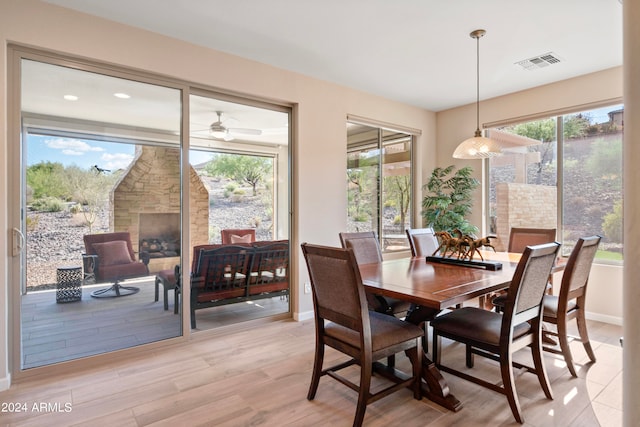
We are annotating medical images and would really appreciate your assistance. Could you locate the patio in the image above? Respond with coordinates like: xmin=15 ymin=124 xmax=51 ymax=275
xmin=20 ymin=276 xmax=289 ymax=369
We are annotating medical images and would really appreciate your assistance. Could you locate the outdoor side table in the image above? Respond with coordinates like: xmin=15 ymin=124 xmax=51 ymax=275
xmin=56 ymin=266 xmax=82 ymax=303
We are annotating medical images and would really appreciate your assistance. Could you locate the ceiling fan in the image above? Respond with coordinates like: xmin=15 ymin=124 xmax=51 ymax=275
xmin=201 ymin=111 xmax=262 ymax=141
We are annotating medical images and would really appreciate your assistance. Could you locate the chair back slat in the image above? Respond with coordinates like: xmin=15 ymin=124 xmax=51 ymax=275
xmin=339 ymin=231 xmax=383 ymax=264
xmin=302 ymin=243 xmax=367 ymax=332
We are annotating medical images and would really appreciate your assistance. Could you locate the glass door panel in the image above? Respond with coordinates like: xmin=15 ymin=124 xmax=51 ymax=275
xmin=347 ymin=122 xmax=413 ymax=252
xmin=187 ymin=94 xmax=290 ymax=330
xmin=19 ymin=59 xmax=182 ymax=369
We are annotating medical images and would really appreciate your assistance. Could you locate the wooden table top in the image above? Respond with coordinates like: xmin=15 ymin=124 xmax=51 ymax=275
xmin=359 ymin=251 xmax=522 ymax=310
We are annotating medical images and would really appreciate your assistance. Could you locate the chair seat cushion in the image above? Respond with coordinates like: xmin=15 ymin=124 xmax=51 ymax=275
xmin=430 ymin=307 xmax=530 ymax=346
xmin=542 ymin=295 xmax=577 ymax=318
xmin=156 ymin=269 xmax=176 ymax=285
xmin=325 ymin=311 xmax=423 ymax=352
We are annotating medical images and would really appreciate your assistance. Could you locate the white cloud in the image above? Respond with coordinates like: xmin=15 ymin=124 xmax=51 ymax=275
xmin=101 ymin=152 xmax=134 ymax=171
xmin=45 ymin=138 xmax=104 ymax=153
xmin=61 ymin=149 xmax=84 ymax=156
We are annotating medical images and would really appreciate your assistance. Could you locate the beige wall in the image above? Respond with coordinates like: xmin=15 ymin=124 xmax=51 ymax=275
xmin=0 ymin=0 xmax=436 ymax=386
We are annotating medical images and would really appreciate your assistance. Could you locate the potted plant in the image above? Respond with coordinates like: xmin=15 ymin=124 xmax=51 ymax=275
xmin=421 ymin=165 xmax=479 ymax=235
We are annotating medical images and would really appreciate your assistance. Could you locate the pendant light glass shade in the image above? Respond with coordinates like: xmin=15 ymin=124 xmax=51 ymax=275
xmin=453 ymin=132 xmax=503 ymax=159
xmin=453 ymin=29 xmax=502 ymax=159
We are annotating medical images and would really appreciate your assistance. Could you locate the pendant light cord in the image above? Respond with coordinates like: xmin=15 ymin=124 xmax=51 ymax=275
xmin=476 ymin=33 xmax=480 ymax=134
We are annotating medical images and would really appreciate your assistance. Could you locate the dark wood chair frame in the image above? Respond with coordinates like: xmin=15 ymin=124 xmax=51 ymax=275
xmin=431 ymin=242 xmax=560 ymax=424
xmin=542 ymin=235 xmax=601 ymax=377
xmin=301 ymin=243 xmax=422 ymax=427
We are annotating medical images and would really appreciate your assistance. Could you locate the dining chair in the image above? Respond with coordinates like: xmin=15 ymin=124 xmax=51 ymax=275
xmin=489 ymin=227 xmax=557 ymax=310
xmin=508 ymin=227 xmax=557 ymax=253
xmin=339 ymin=231 xmax=412 ymax=316
xmin=431 ymin=242 xmax=560 ymax=424
xmin=405 ymin=227 xmax=439 ymax=257
xmin=541 ymin=235 xmax=601 ymax=377
xmin=301 ymin=243 xmax=422 ymax=427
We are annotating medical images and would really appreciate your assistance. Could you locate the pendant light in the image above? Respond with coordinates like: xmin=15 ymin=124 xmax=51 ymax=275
xmin=453 ymin=29 xmax=502 ymax=159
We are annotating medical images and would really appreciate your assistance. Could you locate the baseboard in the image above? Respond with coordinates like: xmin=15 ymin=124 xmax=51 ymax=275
xmin=294 ymin=310 xmax=314 ymax=322
xmin=0 ymin=373 xmax=11 ymax=391
xmin=586 ymin=311 xmax=622 ymax=326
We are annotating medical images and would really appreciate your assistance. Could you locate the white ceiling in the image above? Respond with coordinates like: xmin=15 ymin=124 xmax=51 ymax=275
xmin=43 ymin=0 xmax=623 ymax=112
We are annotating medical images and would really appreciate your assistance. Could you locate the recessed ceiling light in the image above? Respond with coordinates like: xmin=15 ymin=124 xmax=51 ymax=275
xmin=114 ymin=92 xmax=130 ymax=99
xmin=63 ymin=94 xmax=78 ymax=101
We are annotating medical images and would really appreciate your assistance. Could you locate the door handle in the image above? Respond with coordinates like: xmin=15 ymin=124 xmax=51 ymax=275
xmin=12 ymin=227 xmax=25 ymax=257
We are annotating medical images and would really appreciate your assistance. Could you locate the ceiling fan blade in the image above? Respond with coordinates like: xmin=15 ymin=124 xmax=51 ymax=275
xmin=228 ymin=127 xmax=262 ymax=135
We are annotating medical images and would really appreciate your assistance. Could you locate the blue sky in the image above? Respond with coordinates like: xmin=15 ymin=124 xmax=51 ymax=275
xmin=27 ymin=134 xmax=213 ymax=170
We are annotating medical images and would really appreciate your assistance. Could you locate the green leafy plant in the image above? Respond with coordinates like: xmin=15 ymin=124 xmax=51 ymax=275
xmin=421 ymin=165 xmax=479 ymax=235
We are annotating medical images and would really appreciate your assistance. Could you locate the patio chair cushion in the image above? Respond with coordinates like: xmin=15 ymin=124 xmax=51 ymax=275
xmin=230 ymin=234 xmax=253 ymax=244
xmin=92 ymin=241 xmax=133 ymax=266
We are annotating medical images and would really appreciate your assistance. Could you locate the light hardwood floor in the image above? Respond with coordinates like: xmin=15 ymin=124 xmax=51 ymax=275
xmin=2 ymin=317 xmax=621 ymax=426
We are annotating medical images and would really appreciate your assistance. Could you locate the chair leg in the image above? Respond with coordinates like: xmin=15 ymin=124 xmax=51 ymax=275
xmin=354 ymin=356 xmax=372 ymax=427
xmin=432 ymin=332 xmax=441 ymax=365
xmin=501 ymin=352 xmax=524 ymax=424
xmin=174 ymin=287 xmax=180 ymax=314
xmin=387 ymin=354 xmax=396 ymax=368
xmin=154 ymin=277 xmax=160 ymax=302
xmin=190 ymin=293 xmax=197 ymax=329
xmin=576 ymin=308 xmax=597 ymax=363
xmin=465 ymin=344 xmax=474 ymax=368
xmin=163 ymin=281 xmax=170 ymax=311
xmin=557 ymin=319 xmax=578 ymax=377
xmin=307 ymin=342 xmax=325 ymax=400
xmin=531 ymin=327 xmax=553 ymax=399
xmin=408 ymin=345 xmax=422 ymax=400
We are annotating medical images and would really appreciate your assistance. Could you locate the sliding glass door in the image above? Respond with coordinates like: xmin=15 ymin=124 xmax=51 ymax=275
xmin=15 ymin=57 xmax=183 ymax=369
xmin=9 ymin=50 xmax=292 ymax=371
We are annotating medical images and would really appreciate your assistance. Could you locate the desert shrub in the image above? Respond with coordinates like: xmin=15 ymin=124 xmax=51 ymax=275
xmin=602 ymin=200 xmax=623 ymax=243
xmin=354 ymin=214 xmax=369 ymax=222
xmin=30 ymin=197 xmax=64 ymax=212
xmin=26 ymin=215 xmax=39 ymax=231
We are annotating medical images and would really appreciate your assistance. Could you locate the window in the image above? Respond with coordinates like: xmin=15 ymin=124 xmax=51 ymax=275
xmin=487 ymin=104 xmax=623 ymax=262
xmin=347 ymin=122 xmax=413 ymax=252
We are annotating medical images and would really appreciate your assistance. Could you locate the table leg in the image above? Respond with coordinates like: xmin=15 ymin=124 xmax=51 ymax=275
xmin=404 ymin=306 xmax=463 ymax=412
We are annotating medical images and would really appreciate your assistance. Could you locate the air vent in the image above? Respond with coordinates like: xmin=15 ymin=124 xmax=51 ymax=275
xmin=515 ymin=52 xmax=562 ymax=70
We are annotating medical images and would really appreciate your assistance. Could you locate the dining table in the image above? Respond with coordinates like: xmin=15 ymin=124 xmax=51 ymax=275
xmin=358 ymin=250 xmax=523 ymax=412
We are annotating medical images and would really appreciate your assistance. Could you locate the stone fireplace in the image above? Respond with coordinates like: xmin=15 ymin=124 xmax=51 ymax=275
xmin=111 ymin=145 xmax=210 ymax=273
